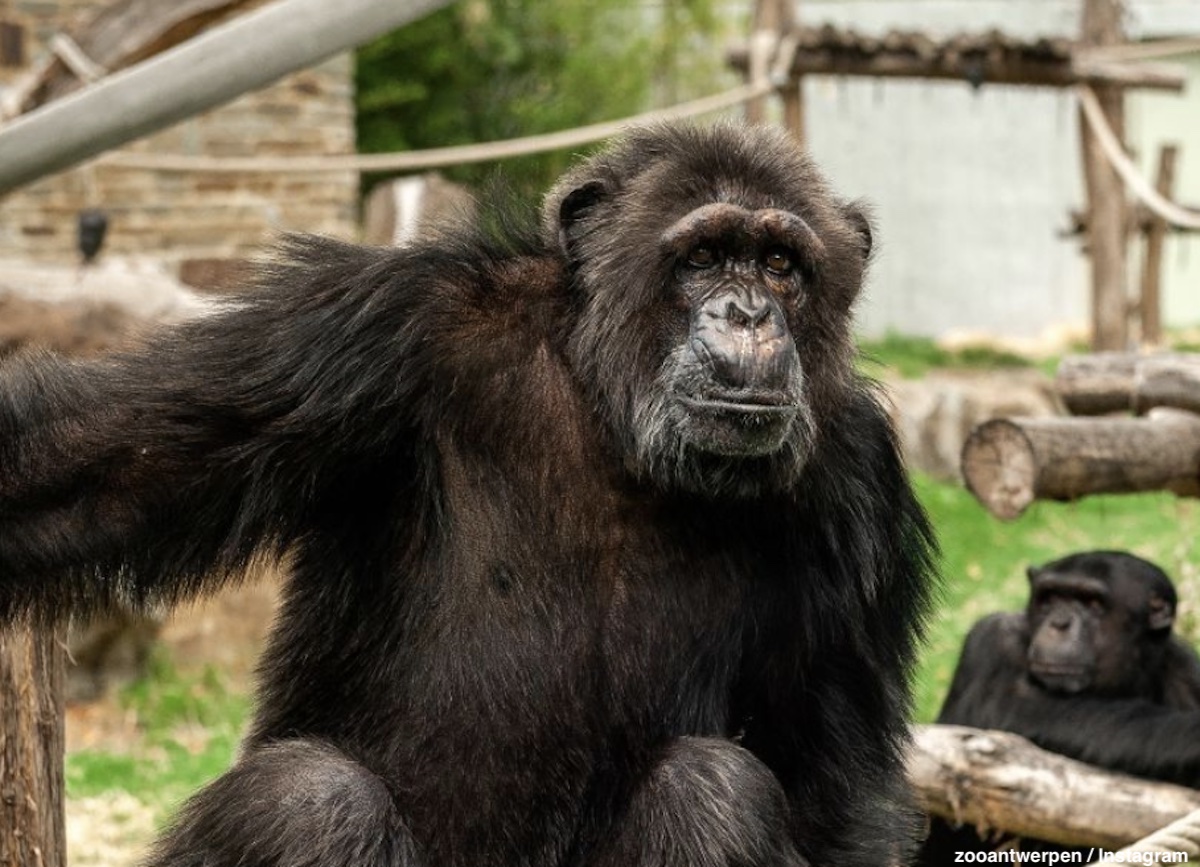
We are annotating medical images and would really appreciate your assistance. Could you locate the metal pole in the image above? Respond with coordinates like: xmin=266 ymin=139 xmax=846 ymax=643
xmin=0 ymin=0 xmax=453 ymax=196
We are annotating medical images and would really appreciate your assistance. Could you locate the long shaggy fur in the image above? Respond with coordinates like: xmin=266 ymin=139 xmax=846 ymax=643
xmin=0 ymin=123 xmax=935 ymax=867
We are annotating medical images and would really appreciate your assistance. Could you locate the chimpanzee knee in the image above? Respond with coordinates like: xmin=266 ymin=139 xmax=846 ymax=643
xmin=146 ymin=739 xmax=419 ymax=867
xmin=592 ymin=736 xmax=807 ymax=867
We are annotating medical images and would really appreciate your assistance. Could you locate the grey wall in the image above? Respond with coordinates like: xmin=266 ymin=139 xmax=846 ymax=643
xmin=794 ymin=0 xmax=1200 ymax=340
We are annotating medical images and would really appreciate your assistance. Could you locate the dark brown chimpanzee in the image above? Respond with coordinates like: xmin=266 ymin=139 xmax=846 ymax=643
xmin=919 ymin=550 xmax=1200 ymax=865
xmin=0 ymin=123 xmax=936 ymax=867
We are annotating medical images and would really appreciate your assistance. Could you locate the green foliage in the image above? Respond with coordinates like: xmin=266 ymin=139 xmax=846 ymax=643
xmin=355 ymin=0 xmax=723 ymax=199
xmin=912 ymin=475 xmax=1200 ymax=723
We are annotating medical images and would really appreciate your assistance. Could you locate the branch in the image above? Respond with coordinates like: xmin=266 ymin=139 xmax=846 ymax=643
xmin=909 ymin=725 xmax=1200 ymax=849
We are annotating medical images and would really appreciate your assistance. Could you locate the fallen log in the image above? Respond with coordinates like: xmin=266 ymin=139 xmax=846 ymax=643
xmin=960 ymin=409 xmax=1200 ymax=519
xmin=909 ymin=725 xmax=1200 ymax=849
xmin=1057 ymin=352 xmax=1200 ymax=416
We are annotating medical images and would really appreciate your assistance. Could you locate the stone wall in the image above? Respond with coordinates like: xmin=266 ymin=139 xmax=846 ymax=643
xmin=0 ymin=1 xmax=358 ymax=271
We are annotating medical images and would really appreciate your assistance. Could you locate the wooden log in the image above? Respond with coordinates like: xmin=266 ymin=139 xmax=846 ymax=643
xmin=960 ymin=410 xmax=1200 ymax=519
xmin=1056 ymin=352 xmax=1200 ymax=415
xmin=909 ymin=725 xmax=1200 ymax=849
xmin=1095 ymin=808 xmax=1200 ymax=865
xmin=1138 ymin=145 xmax=1178 ymax=347
xmin=0 ymin=628 xmax=65 ymax=867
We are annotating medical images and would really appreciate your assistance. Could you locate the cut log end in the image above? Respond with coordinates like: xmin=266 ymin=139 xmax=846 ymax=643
xmin=961 ymin=419 xmax=1037 ymax=520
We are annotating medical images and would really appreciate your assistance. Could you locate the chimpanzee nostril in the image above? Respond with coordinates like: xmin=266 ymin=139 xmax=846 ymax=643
xmin=726 ymin=299 xmax=769 ymax=330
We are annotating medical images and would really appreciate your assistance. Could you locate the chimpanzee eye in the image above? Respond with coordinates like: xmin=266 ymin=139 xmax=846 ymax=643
xmin=687 ymin=246 xmax=718 ymax=268
xmin=763 ymin=247 xmax=795 ymax=276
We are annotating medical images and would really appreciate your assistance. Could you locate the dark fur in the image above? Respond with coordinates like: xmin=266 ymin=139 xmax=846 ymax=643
xmin=0 ymin=123 xmax=935 ymax=867
xmin=920 ymin=551 xmax=1200 ymax=865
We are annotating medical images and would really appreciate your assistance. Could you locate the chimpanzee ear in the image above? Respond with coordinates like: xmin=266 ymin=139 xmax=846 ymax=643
xmin=843 ymin=202 xmax=873 ymax=259
xmin=1147 ymin=594 xmax=1175 ymax=632
xmin=556 ymin=180 xmax=609 ymax=259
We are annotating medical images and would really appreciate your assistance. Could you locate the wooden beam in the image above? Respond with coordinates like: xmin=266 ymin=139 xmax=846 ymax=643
xmin=910 ymin=725 xmax=1200 ymax=850
xmin=961 ymin=409 xmax=1200 ymax=519
xmin=746 ymin=0 xmax=792 ymax=124
xmin=0 ymin=0 xmax=455 ymax=196
xmin=1138 ymin=145 xmax=1178 ymax=347
xmin=0 ymin=629 xmax=65 ymax=867
xmin=727 ymin=44 xmax=1187 ymax=92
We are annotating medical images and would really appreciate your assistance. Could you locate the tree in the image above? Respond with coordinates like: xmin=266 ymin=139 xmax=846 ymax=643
xmin=355 ymin=0 xmax=722 ymax=198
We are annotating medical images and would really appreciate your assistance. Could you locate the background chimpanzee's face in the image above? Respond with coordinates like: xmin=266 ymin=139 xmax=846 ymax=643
xmin=544 ymin=123 xmax=872 ymax=498
xmin=1025 ymin=554 xmax=1177 ymax=696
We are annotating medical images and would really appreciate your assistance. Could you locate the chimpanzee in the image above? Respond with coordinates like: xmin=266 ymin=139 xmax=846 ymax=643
xmin=0 ymin=123 xmax=936 ymax=867
xmin=920 ymin=550 xmax=1200 ymax=865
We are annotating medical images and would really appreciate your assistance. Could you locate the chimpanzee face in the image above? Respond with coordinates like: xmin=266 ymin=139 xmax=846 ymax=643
xmin=1025 ymin=554 xmax=1176 ymax=696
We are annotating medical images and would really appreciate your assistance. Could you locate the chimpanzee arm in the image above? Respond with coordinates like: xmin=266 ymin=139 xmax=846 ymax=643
xmin=0 ymin=236 xmax=450 ymax=623
xmin=938 ymin=615 xmax=1200 ymax=787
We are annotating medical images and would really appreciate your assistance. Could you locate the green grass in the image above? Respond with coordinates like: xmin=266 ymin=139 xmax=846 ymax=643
xmin=858 ymin=332 xmax=1039 ymax=379
xmin=66 ymin=654 xmax=250 ymax=819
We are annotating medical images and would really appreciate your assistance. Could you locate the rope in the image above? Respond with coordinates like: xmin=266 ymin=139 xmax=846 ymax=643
xmin=1093 ymin=807 xmax=1200 ymax=865
xmin=1076 ymin=84 xmax=1200 ymax=230
xmin=99 ymin=82 xmax=775 ymax=175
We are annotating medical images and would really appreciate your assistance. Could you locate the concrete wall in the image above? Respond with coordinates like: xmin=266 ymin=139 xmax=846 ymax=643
xmin=796 ymin=0 xmax=1200 ymax=340
xmin=0 ymin=1 xmax=357 ymax=270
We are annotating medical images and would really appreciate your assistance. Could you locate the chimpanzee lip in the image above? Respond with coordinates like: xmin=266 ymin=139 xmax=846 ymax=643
xmin=1029 ymin=663 xmax=1091 ymax=678
xmin=679 ymin=392 xmax=795 ymax=414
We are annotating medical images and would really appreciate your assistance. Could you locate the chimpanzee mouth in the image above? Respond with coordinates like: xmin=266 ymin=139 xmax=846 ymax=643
xmin=675 ymin=392 xmax=800 ymax=457
xmin=678 ymin=393 xmax=798 ymax=418
xmin=1029 ymin=663 xmax=1094 ymax=693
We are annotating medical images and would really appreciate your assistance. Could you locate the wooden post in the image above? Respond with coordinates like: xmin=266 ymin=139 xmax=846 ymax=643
xmin=1138 ymin=144 xmax=1178 ymax=347
xmin=0 ymin=629 xmax=65 ymax=867
xmin=1079 ymin=0 xmax=1130 ymax=351
xmin=746 ymin=0 xmax=795 ymax=125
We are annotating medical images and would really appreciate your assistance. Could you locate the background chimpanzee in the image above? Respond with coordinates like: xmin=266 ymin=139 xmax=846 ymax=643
xmin=920 ymin=550 xmax=1200 ymax=865
xmin=0 ymin=123 xmax=935 ymax=867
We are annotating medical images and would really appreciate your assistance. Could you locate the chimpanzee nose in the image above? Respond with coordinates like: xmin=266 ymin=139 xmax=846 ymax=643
xmin=692 ymin=293 xmax=795 ymax=392
xmin=726 ymin=298 xmax=771 ymax=331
